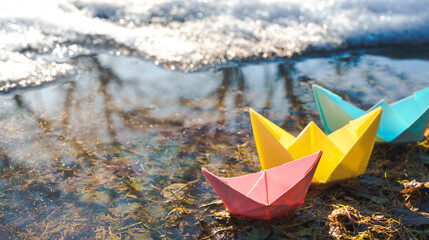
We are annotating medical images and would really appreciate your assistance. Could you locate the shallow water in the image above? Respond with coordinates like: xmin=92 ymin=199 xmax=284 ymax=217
xmin=0 ymin=48 xmax=429 ymax=239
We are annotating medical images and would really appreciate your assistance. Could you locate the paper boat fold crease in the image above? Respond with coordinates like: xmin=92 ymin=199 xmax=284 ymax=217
xmin=250 ymin=107 xmax=382 ymax=183
xmin=312 ymin=85 xmax=429 ymax=143
xmin=202 ymin=151 xmax=322 ymax=220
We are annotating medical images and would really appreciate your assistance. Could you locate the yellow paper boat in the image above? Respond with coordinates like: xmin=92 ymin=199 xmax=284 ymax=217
xmin=250 ymin=107 xmax=382 ymax=183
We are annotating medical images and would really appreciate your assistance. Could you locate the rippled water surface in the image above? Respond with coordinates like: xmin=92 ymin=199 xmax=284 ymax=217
xmin=0 ymin=47 xmax=428 ymax=239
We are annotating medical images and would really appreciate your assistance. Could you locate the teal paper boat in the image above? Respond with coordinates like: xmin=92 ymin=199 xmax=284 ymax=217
xmin=312 ymin=85 xmax=429 ymax=143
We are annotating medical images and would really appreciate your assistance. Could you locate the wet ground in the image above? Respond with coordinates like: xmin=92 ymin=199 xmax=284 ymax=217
xmin=0 ymin=48 xmax=428 ymax=239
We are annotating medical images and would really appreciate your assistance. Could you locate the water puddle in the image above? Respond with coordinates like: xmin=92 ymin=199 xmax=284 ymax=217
xmin=0 ymin=48 xmax=428 ymax=239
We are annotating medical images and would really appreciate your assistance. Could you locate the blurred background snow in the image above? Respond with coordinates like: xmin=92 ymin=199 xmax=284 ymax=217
xmin=1 ymin=0 xmax=429 ymax=90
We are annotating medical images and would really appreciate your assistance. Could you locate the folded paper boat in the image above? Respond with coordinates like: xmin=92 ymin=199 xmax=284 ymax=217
xmin=202 ymin=151 xmax=322 ymax=220
xmin=313 ymin=85 xmax=429 ymax=143
xmin=250 ymin=107 xmax=382 ymax=183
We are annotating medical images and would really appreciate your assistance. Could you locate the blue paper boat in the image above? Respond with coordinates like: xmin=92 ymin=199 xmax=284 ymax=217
xmin=312 ymin=85 xmax=429 ymax=143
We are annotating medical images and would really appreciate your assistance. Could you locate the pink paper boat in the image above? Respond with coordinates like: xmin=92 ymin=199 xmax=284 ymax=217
xmin=202 ymin=151 xmax=322 ymax=220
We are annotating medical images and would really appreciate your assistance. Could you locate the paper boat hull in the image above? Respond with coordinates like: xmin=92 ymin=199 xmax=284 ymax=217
xmin=202 ymin=152 xmax=321 ymax=220
xmin=313 ymin=85 xmax=429 ymax=143
xmin=250 ymin=108 xmax=382 ymax=184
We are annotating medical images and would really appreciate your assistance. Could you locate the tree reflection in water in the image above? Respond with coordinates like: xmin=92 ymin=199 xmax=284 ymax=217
xmin=0 ymin=52 xmax=428 ymax=239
